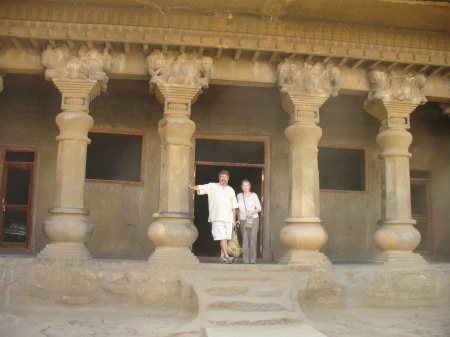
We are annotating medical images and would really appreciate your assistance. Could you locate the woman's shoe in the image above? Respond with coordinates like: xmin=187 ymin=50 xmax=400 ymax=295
xmin=250 ymin=260 xmax=256 ymax=264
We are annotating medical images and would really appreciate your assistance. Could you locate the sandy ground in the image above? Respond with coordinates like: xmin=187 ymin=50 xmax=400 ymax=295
xmin=1 ymin=305 xmax=449 ymax=337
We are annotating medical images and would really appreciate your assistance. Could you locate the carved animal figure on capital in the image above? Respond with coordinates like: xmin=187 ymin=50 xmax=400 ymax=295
xmin=41 ymin=44 xmax=112 ymax=91
xmin=277 ymin=57 xmax=341 ymax=97
xmin=366 ymin=68 xmax=427 ymax=105
xmin=146 ymin=50 xmax=213 ymax=93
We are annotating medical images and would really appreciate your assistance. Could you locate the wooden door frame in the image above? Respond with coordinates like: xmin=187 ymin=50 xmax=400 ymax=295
xmin=0 ymin=146 xmax=38 ymax=251
xmin=190 ymin=134 xmax=272 ymax=261
xmin=410 ymin=167 xmax=434 ymax=257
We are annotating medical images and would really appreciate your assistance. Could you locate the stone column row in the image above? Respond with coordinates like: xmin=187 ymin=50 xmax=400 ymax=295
xmin=35 ymin=45 xmax=431 ymax=268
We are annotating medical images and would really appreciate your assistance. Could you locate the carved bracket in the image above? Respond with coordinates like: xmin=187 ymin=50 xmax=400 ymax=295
xmin=41 ymin=44 xmax=112 ymax=92
xmin=146 ymin=50 xmax=213 ymax=94
xmin=277 ymin=57 xmax=340 ymax=97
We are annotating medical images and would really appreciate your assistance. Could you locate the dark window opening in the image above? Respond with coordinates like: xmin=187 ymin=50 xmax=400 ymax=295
xmin=86 ymin=131 xmax=144 ymax=183
xmin=5 ymin=151 xmax=35 ymax=163
xmin=195 ymin=139 xmax=264 ymax=164
xmin=318 ymin=147 xmax=365 ymax=191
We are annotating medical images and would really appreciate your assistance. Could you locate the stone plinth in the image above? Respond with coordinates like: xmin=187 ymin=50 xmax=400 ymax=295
xmin=38 ymin=78 xmax=101 ymax=260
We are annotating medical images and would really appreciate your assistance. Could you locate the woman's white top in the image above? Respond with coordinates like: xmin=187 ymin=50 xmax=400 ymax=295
xmin=236 ymin=192 xmax=261 ymax=220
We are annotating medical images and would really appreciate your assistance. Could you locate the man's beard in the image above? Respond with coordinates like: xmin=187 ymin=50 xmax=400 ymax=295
xmin=219 ymin=180 xmax=227 ymax=186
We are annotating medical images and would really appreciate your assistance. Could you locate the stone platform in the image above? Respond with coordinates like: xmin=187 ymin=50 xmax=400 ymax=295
xmin=0 ymin=256 xmax=449 ymax=336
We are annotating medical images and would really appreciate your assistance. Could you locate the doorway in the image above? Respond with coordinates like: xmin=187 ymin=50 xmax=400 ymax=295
xmin=191 ymin=135 xmax=271 ymax=261
xmin=0 ymin=148 xmax=37 ymax=251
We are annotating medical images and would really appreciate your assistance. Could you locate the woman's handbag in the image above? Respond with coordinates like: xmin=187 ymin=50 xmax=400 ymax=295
xmin=227 ymin=228 xmax=243 ymax=257
xmin=243 ymin=194 xmax=254 ymax=229
xmin=245 ymin=216 xmax=254 ymax=229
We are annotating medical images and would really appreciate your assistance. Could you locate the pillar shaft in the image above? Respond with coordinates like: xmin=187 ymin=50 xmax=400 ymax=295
xmin=148 ymin=84 xmax=201 ymax=264
xmin=38 ymin=78 xmax=100 ymax=259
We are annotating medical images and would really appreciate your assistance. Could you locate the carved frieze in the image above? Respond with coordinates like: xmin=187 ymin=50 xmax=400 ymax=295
xmin=277 ymin=58 xmax=340 ymax=97
xmin=146 ymin=50 xmax=213 ymax=94
xmin=41 ymin=44 xmax=112 ymax=91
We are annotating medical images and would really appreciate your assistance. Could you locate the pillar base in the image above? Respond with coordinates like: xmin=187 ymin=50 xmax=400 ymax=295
xmin=149 ymin=247 xmax=199 ymax=265
xmin=37 ymin=242 xmax=91 ymax=259
xmin=371 ymin=251 xmax=429 ymax=268
xmin=278 ymin=250 xmax=331 ymax=267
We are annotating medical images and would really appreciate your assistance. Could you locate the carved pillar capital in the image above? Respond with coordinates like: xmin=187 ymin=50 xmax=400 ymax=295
xmin=146 ymin=50 xmax=212 ymax=94
xmin=277 ymin=58 xmax=341 ymax=97
xmin=363 ymin=68 xmax=427 ymax=130
xmin=42 ymin=44 xmax=111 ymax=91
xmin=281 ymin=91 xmax=329 ymax=124
xmin=53 ymin=78 xmax=101 ymax=113
xmin=155 ymin=84 xmax=202 ymax=118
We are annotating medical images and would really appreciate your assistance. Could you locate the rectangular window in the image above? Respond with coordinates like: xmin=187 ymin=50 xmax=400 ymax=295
xmin=86 ymin=130 xmax=145 ymax=184
xmin=318 ymin=146 xmax=366 ymax=192
xmin=411 ymin=169 xmax=432 ymax=254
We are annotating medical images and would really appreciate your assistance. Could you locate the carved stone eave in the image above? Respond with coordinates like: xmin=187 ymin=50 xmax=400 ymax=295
xmin=1 ymin=18 xmax=450 ymax=70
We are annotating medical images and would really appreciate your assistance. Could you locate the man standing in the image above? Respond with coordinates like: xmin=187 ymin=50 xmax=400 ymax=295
xmin=189 ymin=170 xmax=238 ymax=264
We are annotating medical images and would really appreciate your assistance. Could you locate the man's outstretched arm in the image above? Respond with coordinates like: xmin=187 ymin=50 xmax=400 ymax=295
xmin=189 ymin=181 xmax=200 ymax=191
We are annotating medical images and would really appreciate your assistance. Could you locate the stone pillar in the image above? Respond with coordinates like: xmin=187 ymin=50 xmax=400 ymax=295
xmin=147 ymin=84 xmax=201 ymax=264
xmin=146 ymin=49 xmax=213 ymax=264
xmin=38 ymin=78 xmax=100 ymax=259
xmin=278 ymin=92 xmax=331 ymax=266
xmin=364 ymin=69 xmax=428 ymax=266
xmin=276 ymin=57 xmax=339 ymax=266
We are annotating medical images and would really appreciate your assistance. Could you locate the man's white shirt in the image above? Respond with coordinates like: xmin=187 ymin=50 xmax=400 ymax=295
xmin=197 ymin=183 xmax=238 ymax=223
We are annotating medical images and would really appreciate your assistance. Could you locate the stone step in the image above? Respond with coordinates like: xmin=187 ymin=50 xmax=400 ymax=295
xmin=202 ymin=284 xmax=282 ymax=297
xmin=202 ymin=309 xmax=302 ymax=326
xmin=202 ymin=295 xmax=295 ymax=312
xmin=204 ymin=324 xmax=328 ymax=337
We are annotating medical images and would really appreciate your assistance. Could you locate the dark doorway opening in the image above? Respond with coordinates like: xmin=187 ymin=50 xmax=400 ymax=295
xmin=192 ymin=165 xmax=263 ymax=258
xmin=0 ymin=148 xmax=37 ymax=251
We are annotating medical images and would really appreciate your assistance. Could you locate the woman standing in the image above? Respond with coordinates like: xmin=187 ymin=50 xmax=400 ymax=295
xmin=236 ymin=179 xmax=261 ymax=264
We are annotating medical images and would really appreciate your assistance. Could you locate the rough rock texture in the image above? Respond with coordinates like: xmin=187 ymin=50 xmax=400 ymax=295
xmin=1 ymin=257 xmax=449 ymax=336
